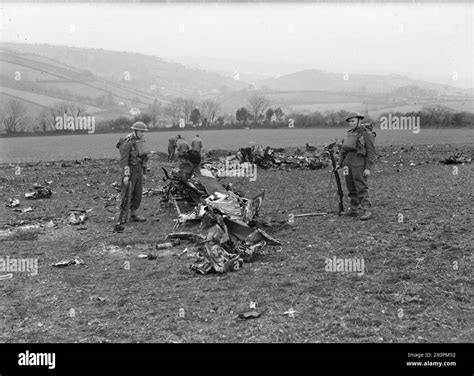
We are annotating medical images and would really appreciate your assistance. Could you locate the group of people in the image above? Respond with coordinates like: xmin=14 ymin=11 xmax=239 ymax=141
xmin=113 ymin=112 xmax=375 ymax=232
xmin=167 ymin=134 xmax=203 ymax=162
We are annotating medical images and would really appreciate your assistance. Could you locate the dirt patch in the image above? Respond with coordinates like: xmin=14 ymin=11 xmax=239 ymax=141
xmin=0 ymin=144 xmax=472 ymax=343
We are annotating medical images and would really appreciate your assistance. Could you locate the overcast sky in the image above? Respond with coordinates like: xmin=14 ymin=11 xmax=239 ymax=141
xmin=1 ymin=2 xmax=472 ymax=88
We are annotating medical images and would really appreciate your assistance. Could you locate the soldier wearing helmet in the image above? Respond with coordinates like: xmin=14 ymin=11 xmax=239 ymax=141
xmin=338 ymin=113 xmax=376 ymax=220
xmin=114 ymin=121 xmax=149 ymax=232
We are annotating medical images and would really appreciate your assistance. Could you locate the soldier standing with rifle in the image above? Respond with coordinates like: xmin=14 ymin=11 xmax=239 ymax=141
xmin=338 ymin=113 xmax=376 ymax=220
xmin=114 ymin=122 xmax=149 ymax=232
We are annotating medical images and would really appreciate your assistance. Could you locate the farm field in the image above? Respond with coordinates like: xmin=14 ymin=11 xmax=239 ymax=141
xmin=0 ymin=86 xmax=105 ymax=114
xmin=286 ymin=100 xmax=474 ymax=116
xmin=1 ymin=128 xmax=472 ymax=164
xmin=0 ymin=141 xmax=471 ymax=343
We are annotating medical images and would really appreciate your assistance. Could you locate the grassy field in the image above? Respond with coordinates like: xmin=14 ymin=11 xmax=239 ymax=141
xmin=1 ymin=128 xmax=473 ymax=164
xmin=0 ymin=132 xmax=472 ymax=343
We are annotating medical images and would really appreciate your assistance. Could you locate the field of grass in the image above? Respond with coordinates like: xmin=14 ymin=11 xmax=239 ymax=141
xmin=1 ymin=128 xmax=472 ymax=164
xmin=0 ymin=141 xmax=471 ymax=343
xmin=0 ymin=87 xmax=104 ymax=113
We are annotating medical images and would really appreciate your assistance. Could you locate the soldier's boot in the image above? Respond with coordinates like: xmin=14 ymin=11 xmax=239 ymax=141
xmin=114 ymin=211 xmax=128 ymax=232
xmin=341 ymin=207 xmax=359 ymax=217
xmin=114 ymin=223 xmax=125 ymax=232
xmin=130 ymin=212 xmax=146 ymax=222
xmin=359 ymin=209 xmax=372 ymax=221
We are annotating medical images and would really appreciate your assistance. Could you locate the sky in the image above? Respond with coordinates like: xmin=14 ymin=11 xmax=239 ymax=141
xmin=0 ymin=2 xmax=472 ymax=88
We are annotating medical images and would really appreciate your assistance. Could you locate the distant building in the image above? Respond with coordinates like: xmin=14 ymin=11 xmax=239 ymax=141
xmin=130 ymin=108 xmax=140 ymax=116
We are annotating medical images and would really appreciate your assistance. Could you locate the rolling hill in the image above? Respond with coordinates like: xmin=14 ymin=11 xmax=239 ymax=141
xmin=0 ymin=42 xmax=249 ymax=130
xmin=257 ymin=69 xmax=471 ymax=96
xmin=0 ymin=42 xmax=472 ymax=133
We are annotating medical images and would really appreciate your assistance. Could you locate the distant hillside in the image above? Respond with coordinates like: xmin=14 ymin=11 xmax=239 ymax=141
xmin=0 ymin=42 xmax=249 ymax=131
xmin=257 ymin=69 xmax=470 ymax=97
xmin=1 ymin=43 xmax=247 ymax=98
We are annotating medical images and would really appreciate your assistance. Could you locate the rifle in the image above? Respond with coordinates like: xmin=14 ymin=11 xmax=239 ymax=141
xmin=325 ymin=142 xmax=344 ymax=215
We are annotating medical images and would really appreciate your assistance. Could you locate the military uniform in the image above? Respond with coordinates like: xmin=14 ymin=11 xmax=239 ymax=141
xmin=191 ymin=136 xmax=203 ymax=154
xmin=176 ymin=138 xmax=190 ymax=159
xmin=117 ymin=132 xmax=148 ymax=226
xmin=168 ymin=137 xmax=177 ymax=162
xmin=339 ymin=116 xmax=376 ymax=219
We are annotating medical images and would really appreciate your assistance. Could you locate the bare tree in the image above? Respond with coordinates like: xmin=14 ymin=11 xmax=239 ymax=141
xmin=200 ymin=99 xmax=220 ymax=125
xmin=148 ymin=99 xmax=162 ymax=128
xmin=70 ymin=102 xmax=86 ymax=117
xmin=47 ymin=102 xmax=88 ymax=131
xmin=248 ymin=94 xmax=270 ymax=126
xmin=164 ymin=97 xmax=185 ymax=126
xmin=1 ymin=99 xmax=26 ymax=133
xmin=183 ymin=98 xmax=196 ymax=125
xmin=38 ymin=109 xmax=54 ymax=132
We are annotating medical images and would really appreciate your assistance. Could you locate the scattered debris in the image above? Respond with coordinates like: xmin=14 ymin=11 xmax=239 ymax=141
xmin=203 ymin=144 xmax=331 ymax=172
xmin=25 ymin=186 xmax=52 ymax=199
xmin=440 ymin=152 xmax=472 ymax=165
xmin=90 ymin=295 xmax=108 ymax=303
xmin=13 ymin=207 xmax=34 ymax=214
xmin=5 ymin=198 xmax=20 ymax=208
xmin=282 ymin=308 xmax=298 ymax=317
xmin=138 ymin=253 xmax=157 ymax=260
xmin=111 ymin=181 xmax=121 ymax=192
xmin=68 ymin=213 xmax=87 ymax=225
xmin=51 ymin=256 xmax=84 ymax=267
xmin=156 ymin=239 xmax=180 ymax=249
xmin=17 ymin=224 xmax=42 ymax=231
xmin=305 ymin=143 xmax=317 ymax=151
xmin=61 ymin=160 xmax=81 ymax=168
xmin=68 ymin=207 xmax=92 ymax=213
xmin=142 ymin=188 xmax=162 ymax=197
xmin=236 ymin=310 xmax=262 ymax=320
xmin=45 ymin=220 xmax=56 ymax=228
xmin=167 ymin=232 xmax=206 ymax=243
xmin=292 ymin=212 xmax=328 ymax=218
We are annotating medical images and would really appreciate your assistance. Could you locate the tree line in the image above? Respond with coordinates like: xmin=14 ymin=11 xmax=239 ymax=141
xmin=1 ymin=94 xmax=473 ymax=135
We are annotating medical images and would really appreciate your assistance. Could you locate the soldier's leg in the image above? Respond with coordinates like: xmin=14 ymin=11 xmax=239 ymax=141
xmin=352 ymin=166 xmax=372 ymax=219
xmin=118 ymin=177 xmax=131 ymax=224
xmin=345 ymin=165 xmax=360 ymax=209
xmin=130 ymin=167 xmax=142 ymax=212
xmin=115 ymin=176 xmax=131 ymax=231
xmin=130 ymin=166 xmax=146 ymax=221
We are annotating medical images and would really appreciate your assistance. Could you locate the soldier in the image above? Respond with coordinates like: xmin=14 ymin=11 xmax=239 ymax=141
xmin=168 ymin=134 xmax=179 ymax=162
xmin=114 ymin=122 xmax=149 ymax=232
xmin=191 ymin=134 xmax=203 ymax=155
xmin=338 ymin=113 xmax=376 ymax=220
xmin=176 ymin=135 xmax=190 ymax=161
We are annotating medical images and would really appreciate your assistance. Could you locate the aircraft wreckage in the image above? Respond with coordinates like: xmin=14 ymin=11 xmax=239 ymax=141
xmin=160 ymin=162 xmax=282 ymax=275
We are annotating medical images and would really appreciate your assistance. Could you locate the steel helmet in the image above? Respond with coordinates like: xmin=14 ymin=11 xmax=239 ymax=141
xmin=130 ymin=122 xmax=149 ymax=131
xmin=345 ymin=113 xmax=364 ymax=122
